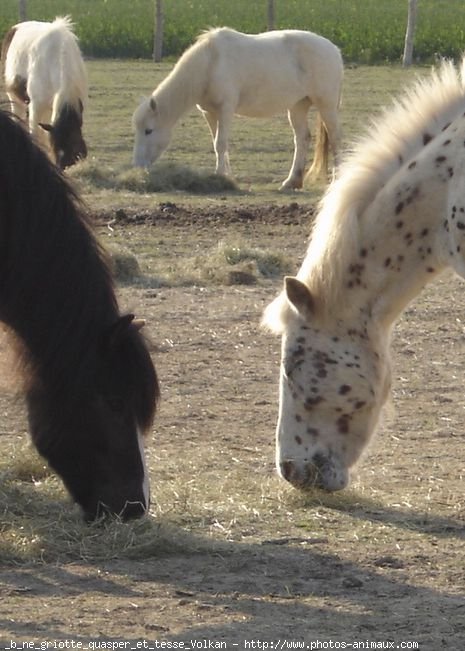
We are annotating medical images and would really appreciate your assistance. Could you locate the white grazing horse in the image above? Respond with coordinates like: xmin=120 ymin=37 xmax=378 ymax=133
xmin=263 ymin=56 xmax=465 ymax=490
xmin=2 ymin=16 xmax=88 ymax=168
xmin=132 ymin=27 xmax=343 ymax=189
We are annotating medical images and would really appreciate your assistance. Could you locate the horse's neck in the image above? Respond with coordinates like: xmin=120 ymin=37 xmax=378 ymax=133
xmin=341 ymin=161 xmax=453 ymax=332
xmin=51 ymin=95 xmax=76 ymax=126
xmin=51 ymin=59 xmax=86 ymax=121
xmin=155 ymin=53 xmax=206 ymax=126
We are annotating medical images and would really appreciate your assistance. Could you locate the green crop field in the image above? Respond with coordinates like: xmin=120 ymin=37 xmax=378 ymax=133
xmin=2 ymin=0 xmax=465 ymax=63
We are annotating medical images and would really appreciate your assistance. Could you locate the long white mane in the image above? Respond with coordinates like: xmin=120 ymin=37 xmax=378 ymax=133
xmin=149 ymin=30 xmax=213 ymax=122
xmin=264 ymin=57 xmax=465 ymax=332
xmin=49 ymin=16 xmax=87 ymax=110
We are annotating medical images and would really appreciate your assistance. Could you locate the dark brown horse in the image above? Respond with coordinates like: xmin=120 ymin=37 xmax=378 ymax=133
xmin=0 ymin=109 xmax=159 ymax=520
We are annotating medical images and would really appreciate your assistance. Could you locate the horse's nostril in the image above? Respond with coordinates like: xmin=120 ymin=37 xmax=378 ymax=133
xmin=311 ymin=452 xmax=327 ymax=471
xmin=280 ymin=459 xmax=295 ymax=481
xmin=120 ymin=500 xmax=147 ymax=521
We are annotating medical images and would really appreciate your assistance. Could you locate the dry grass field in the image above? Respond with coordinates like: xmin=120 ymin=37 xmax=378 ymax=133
xmin=0 ymin=61 xmax=463 ymax=648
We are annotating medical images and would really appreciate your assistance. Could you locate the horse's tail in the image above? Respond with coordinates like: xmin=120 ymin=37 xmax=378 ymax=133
xmin=306 ymin=114 xmax=329 ymax=181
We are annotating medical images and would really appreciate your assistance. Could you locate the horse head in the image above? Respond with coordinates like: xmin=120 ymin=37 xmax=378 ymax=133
xmin=132 ymin=96 xmax=172 ymax=168
xmin=26 ymin=315 xmax=159 ymax=521
xmin=40 ymin=101 xmax=87 ymax=169
xmin=267 ymin=277 xmax=391 ymax=492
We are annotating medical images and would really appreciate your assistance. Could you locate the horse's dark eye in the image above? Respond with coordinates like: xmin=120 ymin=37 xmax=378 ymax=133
xmin=145 ymin=128 xmax=153 ymax=136
xmin=107 ymin=397 xmax=124 ymax=412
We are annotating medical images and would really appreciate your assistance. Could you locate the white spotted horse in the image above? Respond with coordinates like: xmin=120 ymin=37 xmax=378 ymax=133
xmin=0 ymin=109 xmax=159 ymax=519
xmin=2 ymin=16 xmax=88 ymax=169
xmin=263 ymin=57 xmax=465 ymax=491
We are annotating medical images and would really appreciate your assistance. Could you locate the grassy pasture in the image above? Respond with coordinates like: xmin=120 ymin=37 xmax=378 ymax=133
xmin=62 ymin=59 xmax=423 ymax=212
xmin=0 ymin=60 xmax=464 ymax=645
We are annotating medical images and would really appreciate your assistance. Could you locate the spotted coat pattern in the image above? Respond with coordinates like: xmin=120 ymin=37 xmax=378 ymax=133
xmin=264 ymin=57 xmax=465 ymax=491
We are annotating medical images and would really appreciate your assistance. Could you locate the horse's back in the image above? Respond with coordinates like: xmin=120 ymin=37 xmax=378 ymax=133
xmin=4 ymin=18 xmax=80 ymax=78
xmin=202 ymin=28 xmax=342 ymax=116
xmin=258 ymin=29 xmax=341 ymax=57
xmin=4 ymin=17 xmax=87 ymax=109
xmin=207 ymin=27 xmax=341 ymax=69
xmin=5 ymin=20 xmax=58 ymax=61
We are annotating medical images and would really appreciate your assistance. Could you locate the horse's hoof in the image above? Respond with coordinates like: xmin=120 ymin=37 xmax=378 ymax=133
xmin=279 ymin=181 xmax=302 ymax=192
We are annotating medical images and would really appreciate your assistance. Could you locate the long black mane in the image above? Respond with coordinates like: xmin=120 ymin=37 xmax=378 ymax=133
xmin=0 ymin=110 xmax=157 ymax=429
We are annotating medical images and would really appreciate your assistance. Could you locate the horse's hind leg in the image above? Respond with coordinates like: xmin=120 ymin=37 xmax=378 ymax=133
xmin=315 ymin=102 xmax=341 ymax=169
xmin=281 ymin=98 xmax=312 ymax=191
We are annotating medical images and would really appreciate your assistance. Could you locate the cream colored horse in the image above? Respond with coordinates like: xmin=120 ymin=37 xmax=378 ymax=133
xmin=2 ymin=16 xmax=88 ymax=168
xmin=264 ymin=57 xmax=465 ymax=490
xmin=132 ymin=27 xmax=343 ymax=189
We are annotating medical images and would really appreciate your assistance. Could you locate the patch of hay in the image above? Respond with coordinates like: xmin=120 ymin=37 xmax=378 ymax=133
xmin=114 ymin=166 xmax=147 ymax=192
xmin=191 ymin=239 xmax=292 ymax=285
xmin=0 ymin=495 xmax=205 ymax=564
xmin=145 ymin=162 xmax=239 ymax=194
xmin=218 ymin=241 xmax=291 ymax=277
xmin=70 ymin=160 xmax=239 ymax=194
xmin=6 ymin=440 xmax=51 ymax=483
xmin=0 ymin=441 xmax=212 ymax=563
xmin=68 ymin=160 xmax=115 ymax=189
xmin=106 ymin=245 xmax=143 ymax=282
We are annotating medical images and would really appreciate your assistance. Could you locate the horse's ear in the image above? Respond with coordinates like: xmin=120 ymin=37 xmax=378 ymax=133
xmin=39 ymin=122 xmax=53 ymax=133
xmin=132 ymin=319 xmax=146 ymax=332
xmin=105 ymin=314 xmax=145 ymax=350
xmin=149 ymin=97 xmax=157 ymax=113
xmin=284 ymin=276 xmax=315 ymax=319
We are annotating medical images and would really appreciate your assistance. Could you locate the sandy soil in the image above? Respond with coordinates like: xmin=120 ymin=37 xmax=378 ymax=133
xmin=0 ymin=203 xmax=464 ymax=650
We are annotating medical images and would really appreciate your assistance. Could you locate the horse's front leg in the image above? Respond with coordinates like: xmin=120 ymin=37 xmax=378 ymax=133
xmin=214 ymin=108 xmax=234 ymax=177
xmin=28 ymin=102 xmax=51 ymax=152
xmin=200 ymin=108 xmax=218 ymax=142
xmin=281 ymin=98 xmax=312 ymax=190
xmin=200 ymin=108 xmax=224 ymax=171
xmin=6 ymin=92 xmax=28 ymax=121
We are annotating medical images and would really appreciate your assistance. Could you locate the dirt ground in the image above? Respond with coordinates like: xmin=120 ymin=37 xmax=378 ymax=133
xmin=0 ymin=202 xmax=464 ymax=649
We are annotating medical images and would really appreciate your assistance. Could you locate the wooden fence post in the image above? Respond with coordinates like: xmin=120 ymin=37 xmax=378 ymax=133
xmin=153 ymin=0 xmax=164 ymax=62
xmin=402 ymin=0 xmax=418 ymax=67
xmin=267 ymin=0 xmax=275 ymax=31
xmin=19 ymin=0 xmax=27 ymax=21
